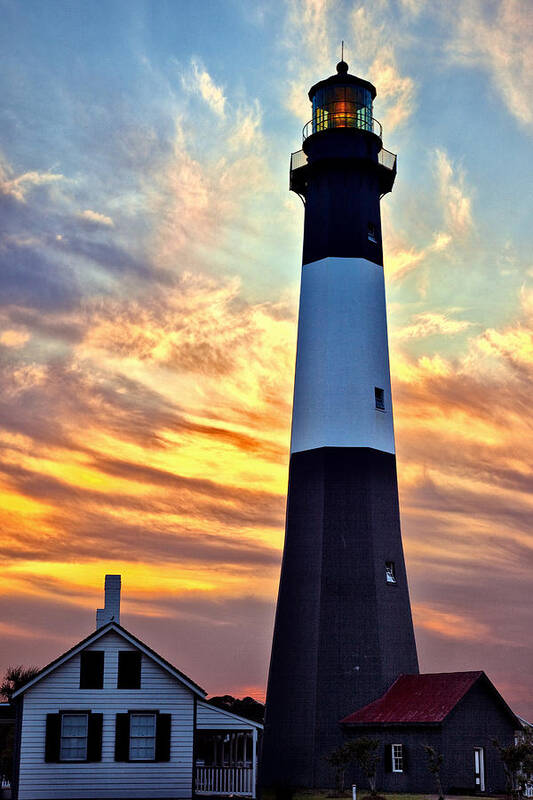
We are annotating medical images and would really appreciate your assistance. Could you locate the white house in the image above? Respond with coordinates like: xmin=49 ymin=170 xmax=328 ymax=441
xmin=12 ymin=576 xmax=262 ymax=800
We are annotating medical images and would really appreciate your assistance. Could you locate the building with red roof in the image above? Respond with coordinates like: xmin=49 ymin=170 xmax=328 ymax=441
xmin=340 ymin=671 xmax=523 ymax=794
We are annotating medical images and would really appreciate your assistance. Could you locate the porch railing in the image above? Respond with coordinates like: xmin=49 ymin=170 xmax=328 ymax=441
xmin=196 ymin=766 xmax=254 ymax=796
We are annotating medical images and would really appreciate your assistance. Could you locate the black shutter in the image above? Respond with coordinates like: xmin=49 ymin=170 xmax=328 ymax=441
xmin=87 ymin=713 xmax=103 ymax=762
xmin=45 ymin=714 xmax=61 ymax=762
xmin=384 ymin=743 xmax=392 ymax=772
xmin=80 ymin=651 xmax=104 ymax=689
xmin=115 ymin=713 xmax=130 ymax=761
xmin=402 ymin=744 xmax=408 ymax=773
xmin=155 ymin=713 xmax=171 ymax=762
xmin=117 ymin=651 xmax=142 ymax=689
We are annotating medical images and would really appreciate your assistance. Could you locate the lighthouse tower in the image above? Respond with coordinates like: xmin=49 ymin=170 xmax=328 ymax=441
xmin=261 ymin=61 xmax=419 ymax=789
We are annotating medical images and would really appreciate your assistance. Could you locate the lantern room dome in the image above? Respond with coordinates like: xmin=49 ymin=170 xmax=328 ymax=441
xmin=308 ymin=61 xmax=377 ymax=102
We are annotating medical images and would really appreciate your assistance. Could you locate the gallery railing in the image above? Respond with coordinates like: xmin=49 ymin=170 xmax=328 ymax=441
xmin=303 ymin=112 xmax=383 ymax=141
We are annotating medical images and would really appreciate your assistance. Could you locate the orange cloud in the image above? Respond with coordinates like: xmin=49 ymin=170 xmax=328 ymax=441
xmin=413 ymin=603 xmax=490 ymax=642
xmin=0 ymin=329 xmax=30 ymax=347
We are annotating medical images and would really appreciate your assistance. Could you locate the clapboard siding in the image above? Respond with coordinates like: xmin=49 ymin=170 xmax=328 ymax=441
xmin=196 ymin=702 xmax=260 ymax=731
xmin=18 ymin=632 xmax=195 ymax=799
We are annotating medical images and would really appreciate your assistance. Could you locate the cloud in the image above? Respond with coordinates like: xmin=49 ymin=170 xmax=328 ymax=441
xmin=0 ymin=237 xmax=82 ymax=311
xmin=0 ymin=156 xmax=63 ymax=203
xmin=447 ymin=0 xmax=533 ymax=129
xmin=146 ymin=115 xmax=276 ymax=280
xmin=185 ymin=59 xmax=227 ymax=117
xmin=283 ymin=0 xmax=335 ymax=120
xmin=77 ymin=209 xmax=114 ymax=227
xmin=399 ymin=0 xmax=426 ymax=14
xmin=395 ymin=311 xmax=472 ymax=341
xmin=81 ymin=272 xmax=294 ymax=382
xmin=0 ymin=263 xmax=294 ymax=582
xmin=350 ymin=6 xmax=416 ymax=131
xmin=474 ymin=289 xmax=533 ymax=370
xmin=2 ymin=305 xmax=85 ymax=346
xmin=435 ymin=149 xmax=473 ymax=235
xmin=228 ymin=100 xmax=264 ymax=151
xmin=413 ymin=603 xmax=491 ymax=642
xmin=383 ymin=147 xmax=473 ymax=285
xmin=54 ymin=233 xmax=157 ymax=282
xmin=0 ymin=329 xmax=30 ymax=348
xmin=368 ymin=50 xmax=416 ymax=132
xmin=385 ymin=231 xmax=451 ymax=282
xmin=0 ymin=584 xmax=276 ymax=699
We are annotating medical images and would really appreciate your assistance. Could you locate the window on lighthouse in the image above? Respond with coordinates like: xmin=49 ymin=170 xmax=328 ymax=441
xmin=386 ymin=562 xmax=397 ymax=584
xmin=375 ymin=387 xmax=385 ymax=410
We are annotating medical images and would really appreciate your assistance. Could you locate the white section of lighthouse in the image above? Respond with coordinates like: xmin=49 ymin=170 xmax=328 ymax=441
xmin=291 ymin=256 xmax=395 ymax=455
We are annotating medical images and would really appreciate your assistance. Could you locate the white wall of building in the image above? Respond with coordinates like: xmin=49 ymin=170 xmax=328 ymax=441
xmin=290 ymin=256 xmax=396 ymax=455
xmin=18 ymin=631 xmax=195 ymax=800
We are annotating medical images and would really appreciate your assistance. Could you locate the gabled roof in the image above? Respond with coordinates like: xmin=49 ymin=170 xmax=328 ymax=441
xmin=341 ymin=671 xmax=519 ymax=725
xmin=12 ymin=622 xmax=207 ymax=700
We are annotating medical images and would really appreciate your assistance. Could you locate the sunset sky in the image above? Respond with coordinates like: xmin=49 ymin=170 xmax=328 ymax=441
xmin=1 ymin=0 xmax=532 ymax=719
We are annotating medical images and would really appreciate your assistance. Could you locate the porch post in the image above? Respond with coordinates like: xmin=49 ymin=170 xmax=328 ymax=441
xmin=252 ymin=728 xmax=258 ymax=799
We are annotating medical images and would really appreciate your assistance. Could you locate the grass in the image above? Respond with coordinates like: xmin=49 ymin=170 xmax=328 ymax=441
xmin=286 ymin=793 xmax=503 ymax=800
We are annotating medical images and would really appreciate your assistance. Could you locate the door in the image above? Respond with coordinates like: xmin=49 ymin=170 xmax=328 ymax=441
xmin=474 ymin=747 xmax=485 ymax=792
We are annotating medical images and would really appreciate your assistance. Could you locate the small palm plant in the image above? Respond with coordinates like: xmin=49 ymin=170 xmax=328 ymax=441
xmin=326 ymin=738 xmax=380 ymax=797
xmin=423 ymin=744 xmax=444 ymax=800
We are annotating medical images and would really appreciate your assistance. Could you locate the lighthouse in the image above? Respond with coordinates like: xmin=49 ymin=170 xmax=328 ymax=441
xmin=261 ymin=60 xmax=419 ymax=789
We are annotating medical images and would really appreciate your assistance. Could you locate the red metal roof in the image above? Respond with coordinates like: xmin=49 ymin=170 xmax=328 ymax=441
xmin=341 ymin=671 xmax=485 ymax=724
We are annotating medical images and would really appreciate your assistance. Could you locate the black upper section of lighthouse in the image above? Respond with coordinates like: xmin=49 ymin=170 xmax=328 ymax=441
xmin=290 ymin=60 xmax=397 ymax=267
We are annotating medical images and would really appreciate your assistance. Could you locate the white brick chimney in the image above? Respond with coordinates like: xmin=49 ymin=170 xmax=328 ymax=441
xmin=96 ymin=574 xmax=121 ymax=628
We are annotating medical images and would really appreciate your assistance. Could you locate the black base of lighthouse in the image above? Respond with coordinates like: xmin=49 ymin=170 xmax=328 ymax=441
xmin=261 ymin=447 xmax=419 ymax=790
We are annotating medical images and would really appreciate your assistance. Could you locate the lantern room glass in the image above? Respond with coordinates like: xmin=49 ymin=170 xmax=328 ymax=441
xmin=312 ymin=84 xmax=372 ymax=133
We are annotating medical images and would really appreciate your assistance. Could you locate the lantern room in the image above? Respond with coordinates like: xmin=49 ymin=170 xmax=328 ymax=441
xmin=304 ymin=60 xmax=379 ymax=139
xmin=290 ymin=59 xmax=396 ymax=199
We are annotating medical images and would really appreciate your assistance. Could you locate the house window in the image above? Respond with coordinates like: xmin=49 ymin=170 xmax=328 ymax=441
xmin=392 ymin=743 xmax=404 ymax=772
xmin=368 ymin=223 xmax=377 ymax=243
xmin=60 ymin=713 xmax=88 ymax=761
xmin=129 ymin=713 xmax=156 ymax=761
xmin=117 ymin=651 xmax=142 ymax=689
xmin=115 ymin=711 xmax=171 ymax=763
xmin=45 ymin=711 xmax=102 ymax=763
xmin=386 ymin=561 xmax=396 ymax=584
xmin=80 ymin=651 xmax=104 ymax=689
xmin=375 ymin=387 xmax=385 ymax=411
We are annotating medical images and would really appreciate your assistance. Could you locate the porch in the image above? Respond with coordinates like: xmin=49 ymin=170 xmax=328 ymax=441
xmin=195 ymin=729 xmax=257 ymax=797
xmin=194 ymin=699 xmax=262 ymax=799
